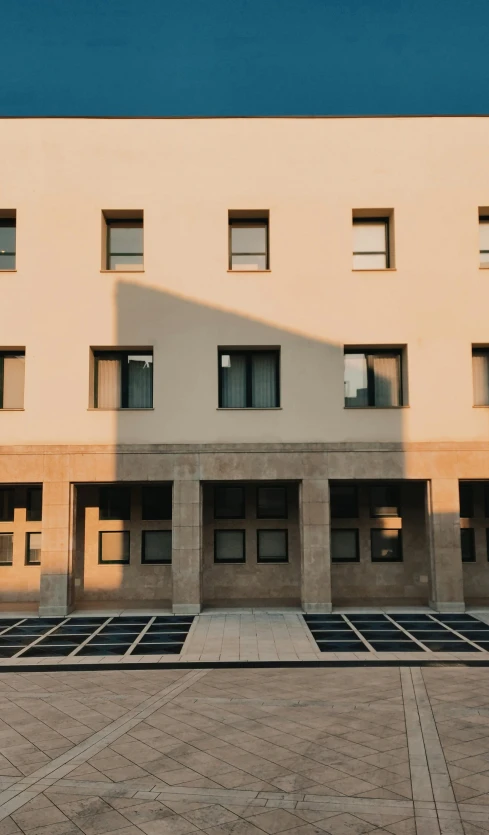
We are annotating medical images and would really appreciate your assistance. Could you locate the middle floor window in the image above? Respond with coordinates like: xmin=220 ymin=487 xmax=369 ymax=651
xmin=218 ymin=349 xmax=280 ymax=408
xmin=344 ymin=348 xmax=404 ymax=408
xmin=93 ymin=349 xmax=153 ymax=409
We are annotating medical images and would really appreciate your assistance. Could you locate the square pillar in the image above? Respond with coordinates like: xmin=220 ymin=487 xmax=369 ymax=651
xmin=39 ymin=481 xmax=75 ymax=616
xmin=172 ymin=479 xmax=202 ymax=614
xmin=427 ymin=479 xmax=465 ymax=613
xmin=301 ymin=479 xmax=332 ymax=613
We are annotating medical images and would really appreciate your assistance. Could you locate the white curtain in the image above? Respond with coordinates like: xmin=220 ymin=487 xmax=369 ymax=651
xmin=373 ymin=355 xmax=400 ymax=406
xmin=97 ymin=358 xmax=121 ymax=408
xmin=473 ymin=353 xmax=489 ymax=406
xmin=252 ymin=353 xmax=277 ymax=407
xmin=3 ymin=356 xmax=25 ymax=409
xmin=128 ymin=356 xmax=153 ymax=408
xmin=221 ymin=354 xmax=246 ymax=407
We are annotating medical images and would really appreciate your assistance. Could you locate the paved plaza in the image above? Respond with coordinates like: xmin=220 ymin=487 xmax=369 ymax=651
xmin=0 ymin=666 xmax=487 ymax=833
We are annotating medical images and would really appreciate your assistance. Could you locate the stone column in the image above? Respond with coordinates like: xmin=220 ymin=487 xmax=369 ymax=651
xmin=301 ymin=479 xmax=332 ymax=613
xmin=427 ymin=478 xmax=465 ymax=613
xmin=39 ymin=481 xmax=75 ymax=616
xmin=172 ymin=479 xmax=202 ymax=614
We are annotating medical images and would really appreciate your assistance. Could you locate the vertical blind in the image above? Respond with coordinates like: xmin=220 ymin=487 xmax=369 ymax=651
xmin=372 ymin=354 xmax=400 ymax=407
xmin=473 ymin=352 xmax=489 ymax=406
xmin=220 ymin=351 xmax=278 ymax=407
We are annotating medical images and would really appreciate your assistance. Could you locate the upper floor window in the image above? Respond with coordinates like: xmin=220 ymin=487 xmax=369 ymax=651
xmin=0 ymin=351 xmax=25 ymax=409
xmin=0 ymin=213 xmax=16 ymax=270
xmin=352 ymin=214 xmax=391 ymax=269
xmin=344 ymin=348 xmax=404 ymax=408
xmin=472 ymin=347 xmax=489 ymax=406
xmin=219 ymin=349 xmax=280 ymax=408
xmin=479 ymin=214 xmax=489 ymax=267
xmin=103 ymin=211 xmax=143 ymax=271
xmin=229 ymin=211 xmax=269 ymax=270
xmin=92 ymin=349 xmax=153 ymax=409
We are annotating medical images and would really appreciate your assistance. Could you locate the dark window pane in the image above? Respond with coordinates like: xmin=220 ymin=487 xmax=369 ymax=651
xmin=0 ymin=254 xmax=15 ymax=269
xmin=142 ymin=531 xmax=172 ymax=563
xmin=257 ymin=529 xmax=288 ymax=562
xmin=460 ymin=484 xmax=474 ymax=518
xmin=257 ymin=486 xmax=287 ymax=518
xmin=26 ymin=532 xmax=41 ymax=565
xmin=109 ymin=225 xmax=143 ymax=255
xmin=231 ymin=226 xmax=267 ymax=254
xmin=99 ymin=486 xmax=131 ymax=520
xmin=344 ymin=353 xmax=368 ymax=407
xmin=331 ymin=529 xmax=359 ymax=562
xmin=0 ymin=533 xmax=13 ymax=564
xmin=330 ymin=485 xmax=358 ymax=518
xmin=372 ymin=354 xmax=401 ymax=407
xmin=461 ymin=528 xmax=476 ymax=563
xmin=99 ymin=531 xmax=130 ymax=563
xmin=27 ymin=487 xmax=42 ymax=522
xmin=127 ymin=354 xmax=153 ymax=408
xmin=0 ymin=225 xmax=15 ymax=253
xmin=109 ymin=254 xmax=143 ymax=270
xmin=370 ymin=485 xmax=400 ymax=517
xmin=219 ymin=350 xmax=279 ymax=408
xmin=214 ymin=486 xmax=245 ymax=519
xmin=0 ymin=488 xmax=14 ymax=522
xmin=484 ymin=486 xmax=489 ymax=518
xmin=142 ymin=485 xmax=172 ymax=520
xmin=231 ymin=254 xmax=267 ymax=270
xmin=214 ymin=530 xmax=245 ymax=562
xmin=220 ymin=353 xmax=247 ymax=407
xmin=251 ymin=353 xmax=278 ymax=407
xmin=371 ymin=529 xmax=402 ymax=562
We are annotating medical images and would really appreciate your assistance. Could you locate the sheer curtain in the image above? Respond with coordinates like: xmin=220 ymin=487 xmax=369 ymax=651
xmin=128 ymin=356 xmax=153 ymax=408
xmin=252 ymin=353 xmax=277 ymax=407
xmin=221 ymin=354 xmax=246 ymax=406
xmin=373 ymin=355 xmax=400 ymax=406
xmin=97 ymin=358 xmax=121 ymax=408
xmin=473 ymin=353 xmax=489 ymax=406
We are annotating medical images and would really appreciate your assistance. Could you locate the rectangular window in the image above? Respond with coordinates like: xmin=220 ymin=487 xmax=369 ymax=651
xmin=93 ymin=350 xmax=153 ymax=409
xmin=0 ymin=352 xmax=25 ymax=409
xmin=219 ymin=349 xmax=279 ymax=408
xmin=461 ymin=528 xmax=476 ymax=563
xmin=27 ymin=487 xmax=42 ymax=522
xmin=371 ymin=529 xmax=402 ymax=562
xmin=0 ymin=216 xmax=16 ymax=270
xmin=0 ymin=533 xmax=13 ymax=565
xmin=472 ymin=349 xmax=489 ymax=406
xmin=330 ymin=485 xmax=358 ymax=519
xmin=214 ymin=530 xmax=245 ymax=563
xmin=105 ymin=214 xmax=143 ymax=271
xmin=99 ymin=486 xmax=131 ymax=521
xmin=344 ymin=349 xmax=403 ymax=407
xmin=26 ymin=532 xmax=41 ymax=565
xmin=142 ymin=530 xmax=172 ymax=564
xmin=257 ymin=486 xmax=287 ymax=519
xmin=353 ymin=218 xmax=390 ymax=269
xmin=229 ymin=216 xmax=269 ymax=270
xmin=142 ymin=485 xmax=172 ymax=520
xmin=257 ymin=529 xmax=288 ymax=563
xmin=331 ymin=529 xmax=360 ymax=562
xmin=480 ymin=216 xmax=489 ymax=266
xmin=370 ymin=485 xmax=401 ymax=518
xmin=459 ymin=483 xmax=474 ymax=519
xmin=214 ymin=486 xmax=245 ymax=519
xmin=0 ymin=488 xmax=14 ymax=522
xmin=99 ymin=531 xmax=130 ymax=564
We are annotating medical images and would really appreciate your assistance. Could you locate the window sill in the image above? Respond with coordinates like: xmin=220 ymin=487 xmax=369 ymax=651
xmin=88 ymin=408 xmax=154 ymax=411
xmin=26 ymin=562 xmax=40 ymax=566
xmin=0 ymin=270 xmax=17 ymax=273
xmin=217 ymin=407 xmax=282 ymax=411
xmin=344 ymin=406 xmax=408 ymax=410
xmin=352 ymin=268 xmax=397 ymax=272
xmin=100 ymin=269 xmax=145 ymax=274
xmin=0 ymin=408 xmax=24 ymax=412
xmin=227 ymin=269 xmax=271 ymax=273
xmin=142 ymin=561 xmax=171 ymax=566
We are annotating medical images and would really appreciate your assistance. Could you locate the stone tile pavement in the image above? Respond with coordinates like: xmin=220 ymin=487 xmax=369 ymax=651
xmin=0 ymin=666 xmax=487 ymax=832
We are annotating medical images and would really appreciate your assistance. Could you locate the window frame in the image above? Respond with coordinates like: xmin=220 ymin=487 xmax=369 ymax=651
xmin=214 ymin=485 xmax=246 ymax=519
xmin=0 ymin=217 xmax=16 ymax=270
xmin=105 ymin=217 xmax=143 ymax=271
xmin=99 ymin=486 xmax=131 ymax=521
xmin=229 ymin=218 xmax=269 ymax=270
xmin=25 ymin=532 xmax=42 ymax=566
xmin=93 ymin=349 xmax=154 ymax=409
xmin=141 ymin=530 xmax=172 ymax=565
xmin=214 ymin=529 xmax=246 ymax=564
xmin=460 ymin=483 xmax=474 ymax=519
xmin=0 ymin=351 xmax=25 ymax=410
xmin=352 ymin=217 xmax=390 ymax=269
xmin=344 ymin=348 xmax=403 ymax=408
xmin=98 ymin=530 xmax=130 ymax=565
xmin=371 ymin=528 xmax=403 ymax=563
xmin=330 ymin=484 xmax=359 ymax=519
xmin=479 ymin=216 xmax=489 ymax=266
xmin=331 ymin=528 xmax=360 ymax=563
xmin=256 ymin=486 xmax=288 ymax=519
xmin=461 ymin=528 xmax=476 ymax=563
xmin=257 ymin=529 xmax=289 ymax=563
xmin=141 ymin=485 xmax=172 ymax=521
xmin=218 ymin=348 xmax=280 ymax=408
xmin=369 ymin=484 xmax=401 ymax=518
xmin=0 ymin=532 xmax=14 ymax=566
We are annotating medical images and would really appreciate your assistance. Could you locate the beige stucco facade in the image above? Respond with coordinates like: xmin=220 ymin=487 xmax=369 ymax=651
xmin=1 ymin=116 xmax=489 ymax=614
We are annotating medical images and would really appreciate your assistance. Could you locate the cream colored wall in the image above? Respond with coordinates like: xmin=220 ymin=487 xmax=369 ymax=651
xmin=1 ymin=117 xmax=489 ymax=445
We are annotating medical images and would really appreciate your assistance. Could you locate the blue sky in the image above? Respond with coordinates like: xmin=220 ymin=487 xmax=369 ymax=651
xmin=1 ymin=0 xmax=487 ymax=116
